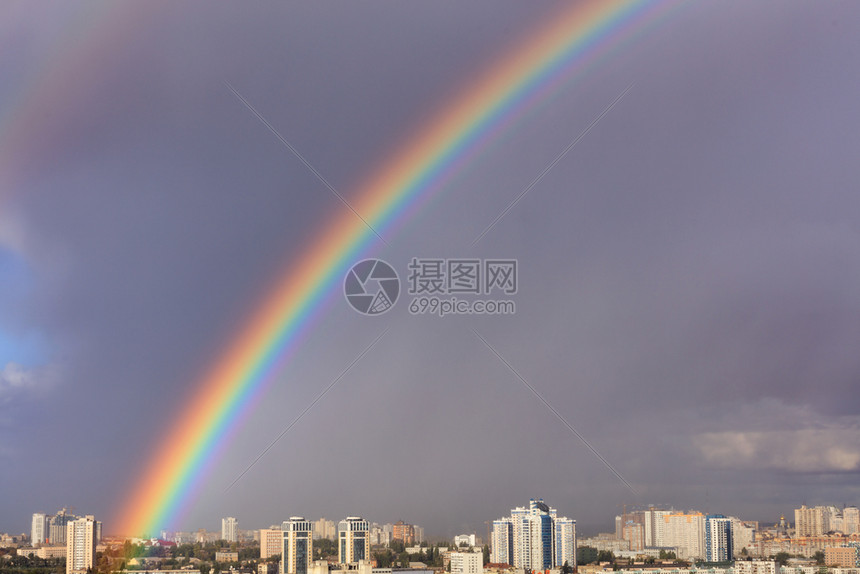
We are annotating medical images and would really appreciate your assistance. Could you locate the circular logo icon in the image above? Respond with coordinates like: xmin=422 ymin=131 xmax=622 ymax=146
xmin=344 ymin=259 xmax=400 ymax=315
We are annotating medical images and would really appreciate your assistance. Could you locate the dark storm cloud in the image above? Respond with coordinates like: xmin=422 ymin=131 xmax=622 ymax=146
xmin=2 ymin=0 xmax=860 ymax=537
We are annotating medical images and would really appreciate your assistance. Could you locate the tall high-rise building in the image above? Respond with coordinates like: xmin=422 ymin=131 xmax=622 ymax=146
xmin=555 ymin=517 xmax=577 ymax=568
xmin=642 ymin=508 xmax=672 ymax=547
xmin=795 ymin=506 xmax=827 ymax=537
xmin=392 ymin=521 xmax=415 ymax=545
xmin=49 ymin=509 xmax=75 ymax=546
xmin=313 ymin=519 xmax=336 ymax=540
xmin=370 ymin=524 xmax=389 ymax=546
xmin=730 ymin=518 xmax=756 ymax=557
xmin=66 ymin=516 xmax=97 ymax=574
xmin=31 ymin=514 xmax=48 ymax=546
xmin=661 ymin=512 xmax=705 ymax=559
xmin=622 ymin=511 xmax=647 ymax=550
xmin=513 ymin=500 xmax=553 ymax=570
xmin=281 ymin=517 xmax=313 ymax=574
xmin=222 ymin=517 xmax=239 ymax=542
xmin=338 ymin=517 xmax=369 ymax=565
xmin=844 ymin=507 xmax=860 ymax=535
xmin=490 ymin=519 xmax=513 ymax=565
xmin=491 ymin=498 xmax=575 ymax=570
xmin=260 ymin=527 xmax=283 ymax=560
xmin=622 ymin=521 xmax=644 ymax=552
xmin=619 ymin=508 xmax=674 ymax=549
xmin=704 ymin=515 xmax=732 ymax=563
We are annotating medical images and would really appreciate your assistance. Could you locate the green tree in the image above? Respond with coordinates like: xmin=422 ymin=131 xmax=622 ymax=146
xmin=577 ymin=546 xmax=598 ymax=565
xmin=597 ymin=550 xmax=615 ymax=564
xmin=813 ymin=552 xmax=825 ymax=565
xmin=483 ymin=544 xmax=490 ymax=566
xmin=374 ymin=551 xmax=393 ymax=568
xmin=774 ymin=552 xmax=791 ymax=567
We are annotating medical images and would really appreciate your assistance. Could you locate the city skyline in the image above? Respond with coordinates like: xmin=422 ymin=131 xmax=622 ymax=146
xmin=13 ymin=499 xmax=860 ymax=568
xmin=17 ymin=500 xmax=860 ymax=543
xmin=2 ymin=1 xmax=860 ymax=537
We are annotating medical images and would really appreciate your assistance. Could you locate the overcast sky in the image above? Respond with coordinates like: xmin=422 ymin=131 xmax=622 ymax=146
xmin=2 ymin=1 xmax=860 ymax=538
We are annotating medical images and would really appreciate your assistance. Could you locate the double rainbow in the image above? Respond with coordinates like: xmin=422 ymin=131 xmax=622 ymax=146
xmin=108 ymin=0 xmax=675 ymax=536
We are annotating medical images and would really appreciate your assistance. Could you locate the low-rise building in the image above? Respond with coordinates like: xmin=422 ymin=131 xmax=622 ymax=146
xmin=215 ymin=551 xmax=239 ymax=563
xmin=827 ymin=545 xmax=860 ymax=568
xmin=450 ymin=552 xmax=483 ymax=574
xmin=19 ymin=546 xmax=67 ymax=559
xmin=733 ymin=560 xmax=776 ymax=574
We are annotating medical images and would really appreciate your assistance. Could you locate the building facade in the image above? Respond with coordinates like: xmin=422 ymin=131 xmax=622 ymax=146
xmin=260 ymin=527 xmax=283 ymax=560
xmin=705 ymin=515 xmax=733 ymax=563
xmin=66 ymin=516 xmax=97 ymax=574
xmin=338 ymin=517 xmax=370 ymax=565
xmin=731 ymin=519 xmax=756 ymax=557
xmin=844 ymin=508 xmax=860 ymax=535
xmin=22 ymin=546 xmax=67 ymax=560
xmin=455 ymin=534 xmax=477 ymax=548
xmin=313 ymin=519 xmax=336 ymax=540
xmin=222 ymin=517 xmax=238 ymax=543
xmin=490 ymin=519 xmax=513 ymax=565
xmin=732 ymin=561 xmax=776 ymax=574
xmin=216 ymin=551 xmax=239 ymax=563
xmin=490 ymin=498 xmax=576 ymax=570
xmin=795 ymin=506 xmax=835 ymax=537
xmin=281 ymin=517 xmax=313 ymax=574
xmin=31 ymin=513 xmax=47 ymax=546
xmin=662 ymin=512 xmax=705 ymax=560
xmin=450 ymin=552 xmax=483 ymax=574
xmin=392 ymin=521 xmax=415 ymax=546
xmin=49 ymin=509 xmax=75 ymax=546
xmin=825 ymin=544 xmax=860 ymax=568
xmin=555 ymin=516 xmax=577 ymax=568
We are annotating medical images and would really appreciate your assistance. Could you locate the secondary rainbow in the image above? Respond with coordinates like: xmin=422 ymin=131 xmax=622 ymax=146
xmin=115 ymin=0 xmax=677 ymax=536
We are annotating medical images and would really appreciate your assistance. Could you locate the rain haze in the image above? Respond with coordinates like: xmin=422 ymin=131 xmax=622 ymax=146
xmin=2 ymin=1 xmax=860 ymax=538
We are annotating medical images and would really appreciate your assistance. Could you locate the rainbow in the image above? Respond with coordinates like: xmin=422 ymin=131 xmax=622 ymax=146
xmin=0 ymin=4 xmax=156 ymax=195
xmin=112 ymin=0 xmax=679 ymax=536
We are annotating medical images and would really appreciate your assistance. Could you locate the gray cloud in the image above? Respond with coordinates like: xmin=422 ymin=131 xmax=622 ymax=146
xmin=694 ymin=429 xmax=860 ymax=474
xmin=2 ymin=0 xmax=860 ymax=536
xmin=0 ymin=362 xmax=57 ymax=402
